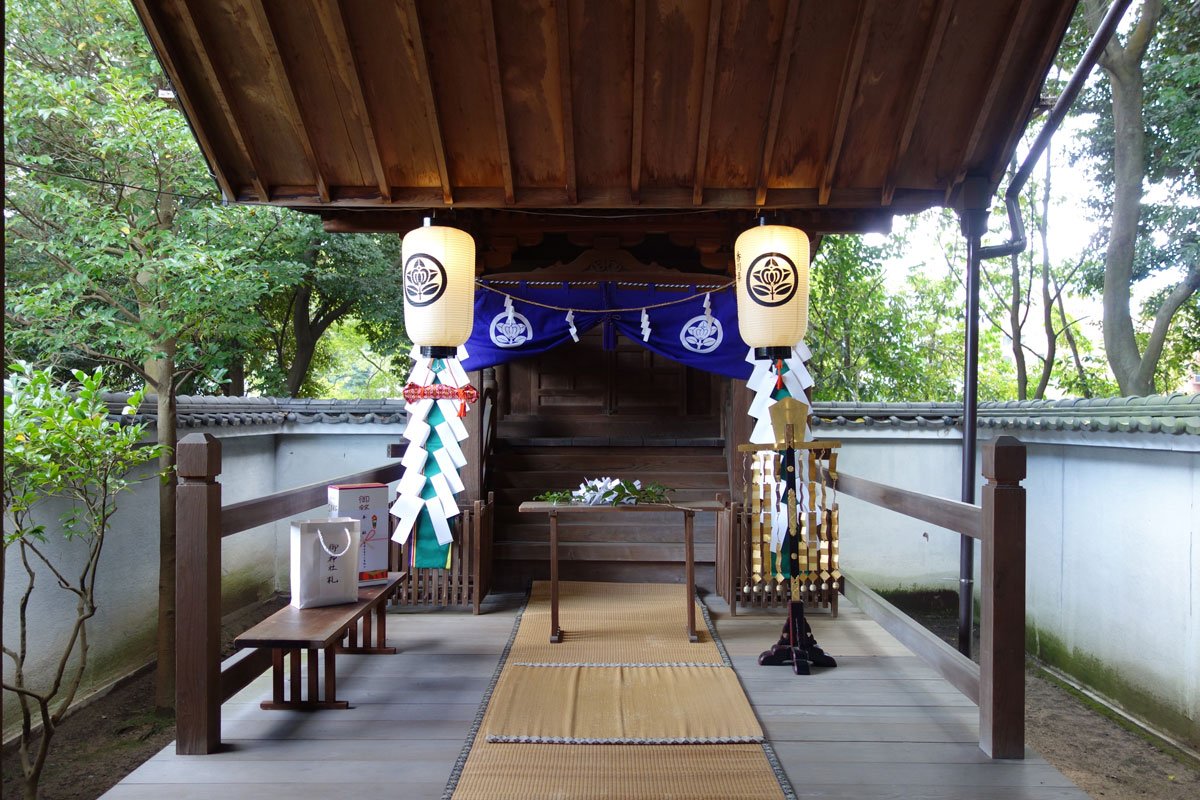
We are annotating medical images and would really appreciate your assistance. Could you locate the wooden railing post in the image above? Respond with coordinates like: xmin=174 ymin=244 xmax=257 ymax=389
xmin=175 ymin=433 xmax=223 ymax=754
xmin=979 ymin=435 xmax=1026 ymax=759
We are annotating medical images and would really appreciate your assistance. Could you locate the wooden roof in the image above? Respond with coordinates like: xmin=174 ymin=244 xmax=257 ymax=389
xmin=134 ymin=0 xmax=1076 ymax=236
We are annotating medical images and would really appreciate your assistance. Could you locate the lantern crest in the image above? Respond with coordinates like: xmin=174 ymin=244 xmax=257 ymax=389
xmin=734 ymin=224 xmax=810 ymax=360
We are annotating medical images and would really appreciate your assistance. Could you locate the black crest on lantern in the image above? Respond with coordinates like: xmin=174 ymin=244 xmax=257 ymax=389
xmin=403 ymin=253 xmax=447 ymax=307
xmin=745 ymin=252 xmax=798 ymax=307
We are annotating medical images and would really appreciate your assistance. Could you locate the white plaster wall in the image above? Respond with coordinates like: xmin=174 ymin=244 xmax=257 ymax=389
xmin=826 ymin=425 xmax=1199 ymax=743
xmin=1 ymin=423 xmax=403 ymax=741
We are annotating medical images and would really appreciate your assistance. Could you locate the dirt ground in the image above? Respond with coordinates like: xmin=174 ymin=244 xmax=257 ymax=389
xmin=896 ymin=592 xmax=1200 ymax=800
xmin=3 ymin=593 xmax=1197 ymax=799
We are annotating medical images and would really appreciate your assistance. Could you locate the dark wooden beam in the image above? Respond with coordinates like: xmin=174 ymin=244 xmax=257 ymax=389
xmin=987 ymin=0 xmax=1079 ymax=189
xmin=173 ymin=0 xmax=269 ymax=201
xmin=480 ymin=0 xmax=515 ymax=204
xmin=630 ymin=0 xmax=647 ymax=204
xmin=556 ymin=0 xmax=578 ymax=205
xmin=246 ymin=0 xmax=330 ymax=203
xmin=819 ymin=0 xmax=875 ymax=206
xmin=318 ymin=204 xmax=898 ymax=236
xmin=132 ymin=0 xmax=237 ymax=202
xmin=319 ymin=2 xmax=391 ymax=202
xmin=755 ymin=0 xmax=801 ymax=207
xmin=945 ymin=0 xmax=1033 ymax=204
xmin=399 ymin=0 xmax=453 ymax=205
xmin=693 ymin=0 xmax=722 ymax=207
xmin=881 ymin=0 xmax=953 ymax=206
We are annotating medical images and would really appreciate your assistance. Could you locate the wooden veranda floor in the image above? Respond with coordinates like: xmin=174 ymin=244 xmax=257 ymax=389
xmin=101 ymin=593 xmax=1086 ymax=800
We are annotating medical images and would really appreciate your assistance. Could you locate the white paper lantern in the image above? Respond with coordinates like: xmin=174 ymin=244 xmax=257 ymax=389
xmin=734 ymin=224 xmax=810 ymax=360
xmin=402 ymin=221 xmax=476 ymax=358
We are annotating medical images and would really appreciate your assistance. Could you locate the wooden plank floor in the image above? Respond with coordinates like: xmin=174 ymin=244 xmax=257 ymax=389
xmin=102 ymin=592 xmax=1087 ymax=800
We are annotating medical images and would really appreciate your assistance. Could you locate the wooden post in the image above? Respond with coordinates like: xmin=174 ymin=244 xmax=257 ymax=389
xmin=461 ymin=369 xmax=483 ymax=501
xmin=175 ymin=433 xmax=223 ymax=754
xmin=979 ymin=435 xmax=1026 ymax=759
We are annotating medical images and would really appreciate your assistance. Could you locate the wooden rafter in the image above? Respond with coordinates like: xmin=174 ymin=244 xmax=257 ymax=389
xmin=630 ymin=0 xmax=646 ymax=204
xmin=171 ymin=0 xmax=269 ymax=201
xmin=987 ymin=0 xmax=1079 ymax=188
xmin=132 ymin=0 xmax=237 ymax=202
xmin=881 ymin=0 xmax=953 ymax=206
xmin=755 ymin=0 xmax=801 ymax=207
xmin=819 ymin=0 xmax=875 ymax=206
xmin=318 ymin=2 xmax=391 ymax=202
xmin=556 ymin=0 xmax=578 ymax=205
xmin=692 ymin=0 xmax=722 ymax=207
xmin=399 ymin=0 xmax=453 ymax=205
xmin=480 ymin=0 xmax=515 ymax=204
xmin=946 ymin=0 xmax=1033 ymax=203
xmin=246 ymin=0 xmax=330 ymax=203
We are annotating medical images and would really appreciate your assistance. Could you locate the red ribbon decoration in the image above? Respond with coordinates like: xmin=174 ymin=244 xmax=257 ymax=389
xmin=775 ymin=359 xmax=784 ymax=391
xmin=403 ymin=383 xmax=479 ymax=417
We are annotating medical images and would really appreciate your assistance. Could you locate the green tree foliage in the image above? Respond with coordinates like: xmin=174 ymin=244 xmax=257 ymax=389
xmin=808 ymin=234 xmax=965 ymax=402
xmin=244 ymin=216 xmax=407 ymax=397
xmin=1064 ymin=0 xmax=1200 ymax=395
xmin=2 ymin=0 xmax=300 ymax=708
xmin=3 ymin=365 xmax=164 ymax=800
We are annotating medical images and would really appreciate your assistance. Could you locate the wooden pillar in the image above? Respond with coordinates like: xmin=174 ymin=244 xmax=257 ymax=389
xmin=175 ymin=433 xmax=223 ymax=754
xmin=726 ymin=379 xmax=753 ymax=504
xmin=461 ymin=369 xmax=483 ymax=501
xmin=979 ymin=435 xmax=1026 ymax=759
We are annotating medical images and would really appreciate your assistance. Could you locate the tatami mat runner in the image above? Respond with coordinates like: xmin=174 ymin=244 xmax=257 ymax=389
xmin=445 ymin=581 xmax=789 ymax=800
xmin=484 ymin=665 xmax=762 ymax=743
xmin=508 ymin=580 xmax=725 ymax=665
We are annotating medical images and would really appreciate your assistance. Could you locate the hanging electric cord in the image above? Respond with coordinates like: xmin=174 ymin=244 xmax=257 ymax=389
xmin=3 ymin=158 xmax=223 ymax=204
xmin=476 ymin=279 xmax=734 ymax=314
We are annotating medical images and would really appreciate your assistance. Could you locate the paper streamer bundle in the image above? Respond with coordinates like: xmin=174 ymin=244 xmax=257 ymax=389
xmin=390 ymin=345 xmax=475 ymax=569
xmin=744 ymin=344 xmax=815 ymax=580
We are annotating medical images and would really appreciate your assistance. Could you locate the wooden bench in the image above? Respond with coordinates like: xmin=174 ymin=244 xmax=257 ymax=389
xmin=234 ymin=572 xmax=405 ymax=710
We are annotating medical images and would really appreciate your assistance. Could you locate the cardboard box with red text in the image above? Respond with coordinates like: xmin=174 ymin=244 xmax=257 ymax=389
xmin=327 ymin=483 xmax=389 ymax=585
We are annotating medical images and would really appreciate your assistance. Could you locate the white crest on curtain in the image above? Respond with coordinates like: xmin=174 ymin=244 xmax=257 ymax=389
xmin=680 ymin=315 xmax=723 ymax=354
xmin=489 ymin=310 xmax=534 ymax=348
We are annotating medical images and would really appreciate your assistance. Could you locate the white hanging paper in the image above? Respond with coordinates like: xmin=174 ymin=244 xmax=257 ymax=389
xmin=398 ymin=467 xmax=427 ymax=498
xmin=401 ymin=441 xmax=428 ymax=471
xmin=438 ymin=413 xmax=469 ymax=443
xmin=566 ymin=310 xmax=579 ymax=342
xmin=504 ymin=295 xmax=516 ymax=323
xmin=440 ymin=494 xmax=461 ymax=520
xmin=403 ymin=417 xmax=431 ymax=447
xmin=703 ymin=292 xmax=713 ymax=322
xmin=439 ymin=358 xmax=469 ymax=389
xmin=640 ymin=308 xmax=651 ymax=342
xmin=430 ymin=472 xmax=457 ymax=509
xmin=425 ymin=498 xmax=454 ymax=545
xmin=389 ymin=494 xmax=424 ymax=544
xmin=750 ymin=414 xmax=777 ymax=445
xmin=434 ymin=448 xmax=466 ymax=493
xmin=408 ymin=363 xmax=435 ymax=388
xmin=457 ymin=344 xmax=469 ymax=361
xmin=436 ymin=431 xmax=468 ymax=468
xmin=408 ymin=398 xmax=434 ymax=420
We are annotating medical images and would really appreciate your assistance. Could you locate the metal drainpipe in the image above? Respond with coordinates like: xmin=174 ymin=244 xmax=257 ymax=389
xmin=953 ymin=0 xmax=1134 ymax=658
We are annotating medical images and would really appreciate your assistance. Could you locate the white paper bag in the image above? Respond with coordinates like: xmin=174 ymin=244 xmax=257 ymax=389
xmin=290 ymin=518 xmax=361 ymax=609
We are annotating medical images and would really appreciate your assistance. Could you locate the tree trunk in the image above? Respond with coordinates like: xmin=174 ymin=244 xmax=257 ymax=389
xmin=1009 ymin=251 xmax=1028 ymax=400
xmin=224 ymin=354 xmax=245 ymax=397
xmin=147 ymin=341 xmax=178 ymax=712
xmin=1093 ymin=0 xmax=1163 ymax=396
xmin=286 ymin=284 xmax=316 ymax=397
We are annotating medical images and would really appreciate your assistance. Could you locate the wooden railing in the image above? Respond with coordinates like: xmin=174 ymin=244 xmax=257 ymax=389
xmin=718 ymin=434 xmax=1027 ymax=759
xmin=175 ymin=432 xmax=495 ymax=755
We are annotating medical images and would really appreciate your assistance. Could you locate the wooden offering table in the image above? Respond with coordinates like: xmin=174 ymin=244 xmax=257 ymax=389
xmin=518 ymin=501 xmax=724 ymax=643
